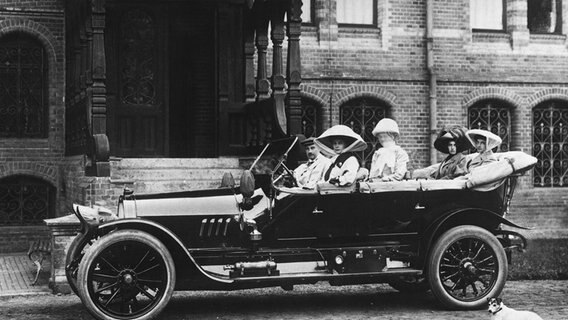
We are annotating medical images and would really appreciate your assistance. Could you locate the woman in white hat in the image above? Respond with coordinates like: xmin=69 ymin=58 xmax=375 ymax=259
xmin=432 ymin=126 xmax=470 ymax=179
xmin=314 ymin=125 xmax=367 ymax=186
xmin=368 ymin=118 xmax=409 ymax=181
xmin=465 ymin=129 xmax=502 ymax=170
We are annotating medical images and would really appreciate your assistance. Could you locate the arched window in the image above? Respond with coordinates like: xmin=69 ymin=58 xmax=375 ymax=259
xmin=301 ymin=97 xmax=322 ymax=138
xmin=533 ymin=100 xmax=568 ymax=187
xmin=0 ymin=176 xmax=55 ymax=225
xmin=340 ymin=98 xmax=387 ymax=168
xmin=468 ymin=99 xmax=512 ymax=152
xmin=0 ymin=32 xmax=48 ymax=138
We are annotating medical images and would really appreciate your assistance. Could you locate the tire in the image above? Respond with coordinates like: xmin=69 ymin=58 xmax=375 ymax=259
xmin=77 ymin=230 xmax=176 ymax=320
xmin=427 ymin=225 xmax=507 ymax=310
xmin=67 ymin=235 xmax=98 ymax=297
xmin=65 ymin=235 xmax=82 ymax=297
xmin=388 ymin=275 xmax=430 ymax=293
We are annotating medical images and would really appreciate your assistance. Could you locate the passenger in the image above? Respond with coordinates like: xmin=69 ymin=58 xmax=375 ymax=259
xmin=314 ymin=125 xmax=367 ymax=186
xmin=368 ymin=118 xmax=409 ymax=181
xmin=432 ymin=126 xmax=469 ymax=179
xmin=292 ymin=137 xmax=332 ymax=189
xmin=465 ymin=129 xmax=502 ymax=171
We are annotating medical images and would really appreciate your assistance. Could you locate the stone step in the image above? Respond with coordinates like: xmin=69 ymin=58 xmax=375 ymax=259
xmin=111 ymin=168 xmax=244 ymax=182
xmin=111 ymin=157 xmax=241 ymax=169
xmin=117 ymin=179 xmax=232 ymax=194
xmin=110 ymin=158 xmax=244 ymax=182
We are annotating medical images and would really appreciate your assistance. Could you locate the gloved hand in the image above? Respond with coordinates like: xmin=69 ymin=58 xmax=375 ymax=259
xmin=328 ymin=177 xmax=340 ymax=186
xmin=283 ymin=176 xmax=294 ymax=187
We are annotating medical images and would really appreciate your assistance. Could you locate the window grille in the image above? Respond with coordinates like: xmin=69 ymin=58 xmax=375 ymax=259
xmin=301 ymin=99 xmax=321 ymax=138
xmin=468 ymin=100 xmax=511 ymax=152
xmin=0 ymin=33 xmax=48 ymax=138
xmin=340 ymin=98 xmax=386 ymax=168
xmin=533 ymin=101 xmax=568 ymax=187
xmin=0 ymin=176 xmax=54 ymax=226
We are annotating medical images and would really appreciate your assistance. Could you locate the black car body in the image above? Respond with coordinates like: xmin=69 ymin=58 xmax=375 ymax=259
xmin=66 ymin=137 xmax=535 ymax=320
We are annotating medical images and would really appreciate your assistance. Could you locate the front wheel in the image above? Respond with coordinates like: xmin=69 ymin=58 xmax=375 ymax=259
xmin=427 ymin=225 xmax=507 ymax=310
xmin=77 ymin=229 xmax=176 ymax=320
xmin=65 ymin=235 xmax=83 ymax=297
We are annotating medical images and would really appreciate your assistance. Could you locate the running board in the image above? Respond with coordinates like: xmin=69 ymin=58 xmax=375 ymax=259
xmin=228 ymin=268 xmax=422 ymax=283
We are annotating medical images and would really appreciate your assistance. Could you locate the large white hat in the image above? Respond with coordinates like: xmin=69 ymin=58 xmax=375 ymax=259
xmin=314 ymin=125 xmax=367 ymax=157
xmin=466 ymin=129 xmax=502 ymax=151
xmin=372 ymin=118 xmax=400 ymax=137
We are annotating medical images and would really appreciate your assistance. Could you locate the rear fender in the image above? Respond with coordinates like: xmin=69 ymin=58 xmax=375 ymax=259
xmin=97 ymin=219 xmax=234 ymax=285
xmin=418 ymin=207 xmax=528 ymax=270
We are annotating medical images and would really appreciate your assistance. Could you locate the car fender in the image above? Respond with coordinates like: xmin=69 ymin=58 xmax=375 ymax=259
xmin=97 ymin=218 xmax=234 ymax=285
xmin=419 ymin=207 xmax=528 ymax=269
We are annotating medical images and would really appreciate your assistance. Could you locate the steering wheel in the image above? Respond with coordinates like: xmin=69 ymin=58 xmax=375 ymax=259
xmin=273 ymin=163 xmax=298 ymax=187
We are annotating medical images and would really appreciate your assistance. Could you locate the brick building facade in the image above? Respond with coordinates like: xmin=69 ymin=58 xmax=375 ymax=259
xmin=0 ymin=2 xmax=65 ymax=251
xmin=295 ymin=0 xmax=568 ymax=236
xmin=0 ymin=0 xmax=567 ymax=252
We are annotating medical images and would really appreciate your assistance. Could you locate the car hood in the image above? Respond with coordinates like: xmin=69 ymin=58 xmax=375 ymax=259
xmin=119 ymin=188 xmax=269 ymax=219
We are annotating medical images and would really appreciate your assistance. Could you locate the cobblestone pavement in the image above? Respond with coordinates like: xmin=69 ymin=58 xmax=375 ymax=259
xmin=0 ymin=280 xmax=566 ymax=320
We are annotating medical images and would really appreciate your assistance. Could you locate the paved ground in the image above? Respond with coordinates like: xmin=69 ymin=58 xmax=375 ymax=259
xmin=0 ymin=252 xmax=567 ymax=319
xmin=0 ymin=253 xmax=51 ymax=296
xmin=0 ymin=280 xmax=566 ymax=319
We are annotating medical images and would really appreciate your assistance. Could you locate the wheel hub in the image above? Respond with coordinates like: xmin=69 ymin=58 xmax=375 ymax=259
xmin=461 ymin=260 xmax=477 ymax=275
xmin=119 ymin=269 xmax=137 ymax=286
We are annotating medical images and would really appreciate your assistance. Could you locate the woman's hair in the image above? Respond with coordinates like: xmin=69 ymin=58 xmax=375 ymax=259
xmin=473 ymin=134 xmax=486 ymax=141
xmin=378 ymin=132 xmax=398 ymax=141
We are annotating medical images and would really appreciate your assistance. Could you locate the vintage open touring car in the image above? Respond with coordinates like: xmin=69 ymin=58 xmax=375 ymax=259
xmin=66 ymin=136 xmax=536 ymax=320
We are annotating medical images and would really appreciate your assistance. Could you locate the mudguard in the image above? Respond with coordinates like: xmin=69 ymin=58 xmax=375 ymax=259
xmin=419 ymin=207 xmax=528 ymax=269
xmin=94 ymin=219 xmax=235 ymax=286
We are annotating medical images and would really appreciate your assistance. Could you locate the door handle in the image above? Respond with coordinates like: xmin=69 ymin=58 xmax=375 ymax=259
xmin=312 ymin=207 xmax=323 ymax=214
xmin=414 ymin=203 xmax=426 ymax=210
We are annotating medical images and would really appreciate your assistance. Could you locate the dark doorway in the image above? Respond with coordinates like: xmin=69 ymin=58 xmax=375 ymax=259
xmin=168 ymin=5 xmax=216 ymax=157
xmin=107 ymin=2 xmax=217 ymax=158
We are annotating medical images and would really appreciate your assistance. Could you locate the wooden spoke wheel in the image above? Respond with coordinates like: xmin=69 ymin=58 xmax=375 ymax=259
xmin=427 ymin=225 xmax=507 ymax=310
xmin=77 ymin=230 xmax=175 ymax=320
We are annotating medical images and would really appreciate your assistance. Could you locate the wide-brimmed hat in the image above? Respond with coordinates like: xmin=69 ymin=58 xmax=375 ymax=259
xmin=314 ymin=125 xmax=367 ymax=157
xmin=434 ymin=126 xmax=471 ymax=154
xmin=372 ymin=118 xmax=400 ymax=137
xmin=466 ymin=129 xmax=502 ymax=151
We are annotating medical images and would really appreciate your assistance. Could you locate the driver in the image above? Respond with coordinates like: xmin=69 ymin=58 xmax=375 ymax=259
xmin=314 ymin=125 xmax=367 ymax=186
xmin=292 ymin=137 xmax=332 ymax=189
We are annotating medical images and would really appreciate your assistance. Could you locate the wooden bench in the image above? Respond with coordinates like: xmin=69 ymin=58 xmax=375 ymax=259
xmin=27 ymin=239 xmax=52 ymax=285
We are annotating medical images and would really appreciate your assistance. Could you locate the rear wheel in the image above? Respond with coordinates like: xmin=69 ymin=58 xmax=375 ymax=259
xmin=77 ymin=230 xmax=176 ymax=320
xmin=427 ymin=225 xmax=507 ymax=310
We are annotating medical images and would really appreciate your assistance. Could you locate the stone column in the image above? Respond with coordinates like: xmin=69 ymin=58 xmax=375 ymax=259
xmin=507 ymin=0 xmax=530 ymax=50
xmin=315 ymin=0 xmax=337 ymax=42
xmin=89 ymin=0 xmax=110 ymax=177
xmin=286 ymin=0 xmax=303 ymax=135
xmin=271 ymin=1 xmax=287 ymax=136
xmin=254 ymin=1 xmax=270 ymax=100
xmin=44 ymin=215 xmax=80 ymax=294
